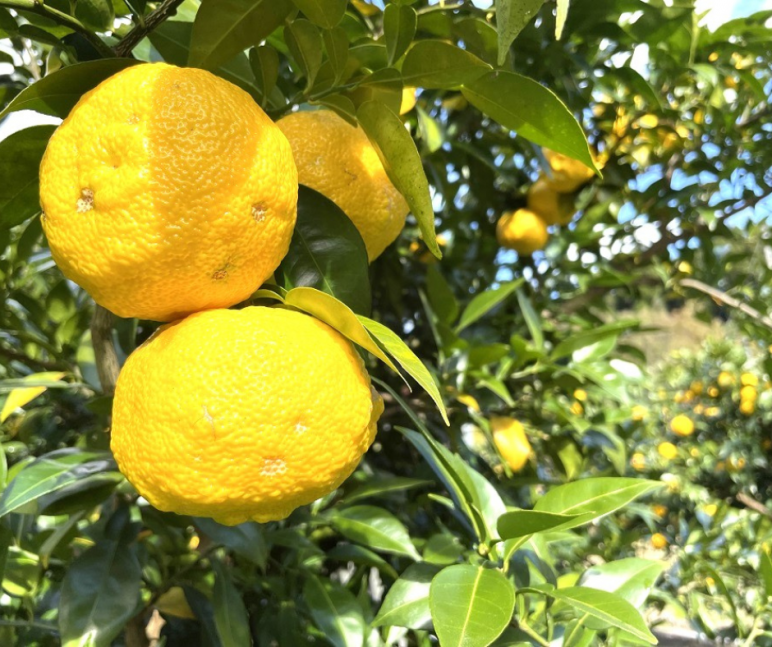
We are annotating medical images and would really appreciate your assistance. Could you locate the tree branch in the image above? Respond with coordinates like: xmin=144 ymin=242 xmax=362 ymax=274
xmin=0 ymin=0 xmax=115 ymax=58
xmin=680 ymin=278 xmax=772 ymax=331
xmin=736 ymin=492 xmax=772 ymax=519
xmin=113 ymin=0 xmax=186 ymax=58
xmin=90 ymin=305 xmax=120 ymax=396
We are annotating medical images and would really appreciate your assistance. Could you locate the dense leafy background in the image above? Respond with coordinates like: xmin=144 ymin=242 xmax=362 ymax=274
xmin=0 ymin=0 xmax=771 ymax=645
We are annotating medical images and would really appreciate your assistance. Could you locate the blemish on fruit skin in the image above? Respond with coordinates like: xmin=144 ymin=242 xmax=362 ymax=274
xmin=202 ymin=405 xmax=216 ymax=438
xmin=127 ymin=114 xmax=140 ymax=125
xmin=76 ymin=189 xmax=94 ymax=213
xmin=295 ymin=422 xmax=307 ymax=434
xmin=251 ymin=202 xmax=267 ymax=222
xmin=212 ymin=268 xmax=229 ymax=281
xmin=261 ymin=458 xmax=286 ymax=476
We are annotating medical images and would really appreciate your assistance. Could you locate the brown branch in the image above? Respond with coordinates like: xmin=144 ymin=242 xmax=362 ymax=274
xmin=113 ymin=0 xmax=186 ymax=58
xmin=680 ymin=278 xmax=772 ymax=331
xmin=736 ymin=492 xmax=772 ymax=519
xmin=90 ymin=305 xmax=120 ymax=396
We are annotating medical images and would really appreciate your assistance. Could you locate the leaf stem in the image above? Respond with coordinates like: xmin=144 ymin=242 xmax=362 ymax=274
xmin=563 ymin=613 xmax=590 ymax=647
xmin=518 ymin=619 xmax=550 ymax=647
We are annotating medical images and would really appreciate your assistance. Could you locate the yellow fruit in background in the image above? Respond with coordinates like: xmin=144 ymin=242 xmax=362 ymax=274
xmin=457 ymin=394 xmax=481 ymax=413
xmin=111 ymin=307 xmax=383 ymax=525
xmin=670 ymin=414 xmax=694 ymax=437
xmin=651 ymin=533 xmax=668 ymax=549
xmin=740 ymin=400 xmax=755 ymax=416
xmin=690 ymin=381 xmax=703 ymax=395
xmin=278 ymin=110 xmax=408 ymax=261
xmin=652 ymin=504 xmax=668 ymax=517
xmin=658 ymin=442 xmax=678 ymax=460
xmin=637 ymin=114 xmax=659 ymax=129
xmin=573 ymin=389 xmax=588 ymax=402
xmin=570 ymin=401 xmax=584 ymax=416
xmin=740 ymin=385 xmax=757 ymax=401
xmin=708 ymin=386 xmax=720 ymax=398
xmin=542 ymin=149 xmax=596 ymax=193
xmin=632 ymin=405 xmax=647 ymax=421
xmin=690 ymin=447 xmax=701 ymax=457
xmin=496 ymin=209 xmax=549 ymax=255
xmin=717 ymin=372 xmax=734 ymax=388
xmin=703 ymin=503 xmax=718 ymax=516
xmin=40 ymin=63 xmax=298 ymax=322
xmin=705 ymin=406 xmax=720 ymax=418
xmin=491 ymin=417 xmax=532 ymax=472
xmin=526 ymin=177 xmax=575 ymax=225
xmin=400 ymin=87 xmax=417 ymax=115
xmin=631 ymin=452 xmax=646 ymax=471
xmin=694 ymin=404 xmax=704 ymax=415
xmin=741 ymin=373 xmax=758 ymax=387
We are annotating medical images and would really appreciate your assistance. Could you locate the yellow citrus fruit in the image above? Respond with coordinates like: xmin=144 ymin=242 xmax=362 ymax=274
xmin=690 ymin=381 xmax=703 ymax=395
xmin=277 ymin=110 xmax=408 ymax=261
xmin=717 ymin=371 xmax=734 ymax=388
xmin=630 ymin=452 xmax=646 ymax=471
xmin=631 ymin=405 xmax=647 ymax=421
xmin=708 ymin=386 xmax=720 ymax=398
xmin=703 ymin=503 xmax=718 ymax=516
xmin=40 ymin=63 xmax=298 ymax=322
xmin=526 ymin=177 xmax=575 ymax=225
xmin=670 ymin=414 xmax=694 ymax=437
xmin=651 ymin=533 xmax=668 ymax=549
xmin=496 ymin=209 xmax=549 ymax=255
xmin=111 ymin=306 xmax=383 ymax=525
xmin=741 ymin=372 xmax=758 ymax=387
xmin=573 ymin=389 xmax=588 ymax=402
xmin=456 ymin=394 xmax=481 ymax=413
xmin=570 ymin=401 xmax=584 ymax=416
xmin=739 ymin=400 xmax=755 ymax=416
xmin=542 ymin=148 xmax=595 ymax=193
xmin=400 ymin=87 xmax=417 ymax=115
xmin=705 ymin=406 xmax=720 ymax=418
xmin=740 ymin=385 xmax=757 ymax=401
xmin=491 ymin=417 xmax=532 ymax=472
xmin=694 ymin=404 xmax=704 ymax=415
xmin=652 ymin=504 xmax=668 ymax=517
xmin=637 ymin=114 xmax=659 ymax=129
xmin=657 ymin=442 xmax=678 ymax=460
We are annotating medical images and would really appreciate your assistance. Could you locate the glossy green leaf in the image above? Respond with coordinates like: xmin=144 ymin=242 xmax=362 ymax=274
xmin=384 ymin=4 xmax=417 ymax=65
xmin=195 ymin=518 xmax=267 ymax=569
xmin=515 ymin=288 xmax=543 ymax=350
xmin=291 ymin=0 xmax=346 ymax=29
xmin=373 ymin=563 xmax=439 ymax=629
xmin=75 ymin=0 xmax=115 ymax=31
xmin=527 ymin=585 xmax=656 ymax=644
xmin=402 ymin=40 xmax=491 ymax=89
xmin=286 ymin=19 xmax=323 ymax=89
xmin=343 ymin=477 xmax=432 ymax=504
xmin=281 ymin=186 xmax=371 ymax=315
xmin=430 ymin=565 xmax=515 ymax=647
xmin=357 ymin=315 xmax=448 ymax=423
xmin=304 ymin=576 xmax=365 ymax=647
xmin=357 ymin=100 xmax=440 ymax=258
xmin=456 ymin=279 xmax=523 ymax=332
xmin=59 ymin=539 xmax=141 ymax=647
xmin=183 ymin=586 xmax=222 ymax=647
xmin=0 ymin=59 xmax=138 ymax=121
xmin=212 ymin=560 xmax=251 ymax=647
xmin=534 ymin=478 xmax=662 ymax=528
xmin=323 ymin=27 xmax=349 ymax=83
xmin=761 ymin=548 xmax=772 ymax=598
xmin=189 ymin=0 xmax=293 ymax=69
xmin=550 ymin=321 xmax=639 ymax=361
xmin=494 ymin=0 xmax=544 ymax=65
xmin=426 ymin=266 xmax=459 ymax=325
xmin=0 ymin=125 xmax=54 ymax=232
xmin=331 ymin=505 xmax=419 ymax=559
xmin=283 ymin=287 xmax=399 ymax=373
xmin=462 ymin=71 xmax=598 ymax=172
xmin=578 ymin=558 xmax=665 ymax=609
xmin=423 ymin=533 xmax=464 ymax=565
xmin=250 ymin=45 xmax=280 ymax=106
xmin=0 ymin=449 xmax=118 ymax=517
xmin=497 ymin=509 xmax=591 ymax=540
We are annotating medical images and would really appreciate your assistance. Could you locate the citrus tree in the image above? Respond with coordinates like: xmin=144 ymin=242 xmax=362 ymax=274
xmin=1 ymin=0 xmax=771 ymax=646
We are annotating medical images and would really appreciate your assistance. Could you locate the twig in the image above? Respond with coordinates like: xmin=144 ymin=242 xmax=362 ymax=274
xmin=90 ymin=304 xmax=120 ymax=396
xmin=0 ymin=0 xmax=114 ymax=58
xmin=680 ymin=278 xmax=772 ymax=331
xmin=113 ymin=0 xmax=186 ymax=58
xmin=736 ymin=492 xmax=772 ymax=519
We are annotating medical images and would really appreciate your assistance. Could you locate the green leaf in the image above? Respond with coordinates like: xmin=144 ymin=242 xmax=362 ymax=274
xmin=286 ymin=19 xmax=323 ymax=89
xmin=402 ymin=40 xmax=491 ymax=89
xmin=75 ymin=0 xmax=115 ymax=31
xmin=550 ymin=321 xmax=639 ymax=361
xmin=212 ymin=560 xmax=251 ymax=647
xmin=426 ymin=266 xmax=459 ymax=325
xmin=304 ymin=576 xmax=365 ymax=647
xmin=0 ymin=59 xmax=138 ymax=121
xmin=250 ymin=45 xmax=280 ymax=106
xmin=534 ymin=478 xmax=662 ymax=528
xmin=456 ymin=279 xmax=523 ymax=333
xmin=0 ymin=125 xmax=53 ymax=232
xmin=497 ymin=509 xmax=591 ymax=540
xmin=326 ymin=544 xmax=399 ymax=580
xmin=291 ymin=0 xmax=346 ymax=29
xmin=578 ymin=558 xmax=665 ymax=609
xmin=430 ymin=565 xmax=515 ymax=647
xmin=424 ymin=533 xmax=464 ymax=566
xmin=331 ymin=505 xmax=419 ymax=559
xmin=281 ymin=186 xmax=371 ymax=315
xmin=282 ymin=287 xmax=399 ymax=373
xmin=342 ymin=477 xmax=432 ymax=504
xmin=526 ymin=585 xmax=656 ymax=644
xmin=373 ymin=563 xmax=439 ymax=629
xmin=357 ymin=100 xmax=440 ymax=258
xmin=357 ymin=315 xmax=448 ymax=424
xmin=59 ymin=539 xmax=141 ymax=647
xmin=761 ymin=548 xmax=772 ymax=598
xmin=384 ymin=4 xmax=417 ymax=65
xmin=515 ymin=288 xmax=543 ymax=350
xmin=189 ymin=0 xmax=293 ymax=69
xmin=323 ymin=27 xmax=349 ymax=84
xmin=462 ymin=71 xmax=598 ymax=173
xmin=183 ymin=586 xmax=222 ymax=647
xmin=494 ymin=0 xmax=544 ymax=65
xmin=0 ymin=449 xmax=119 ymax=517
xmin=195 ymin=518 xmax=267 ymax=569
xmin=555 ymin=0 xmax=570 ymax=39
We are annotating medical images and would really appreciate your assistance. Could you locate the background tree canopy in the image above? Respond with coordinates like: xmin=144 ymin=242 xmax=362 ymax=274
xmin=0 ymin=0 xmax=771 ymax=646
